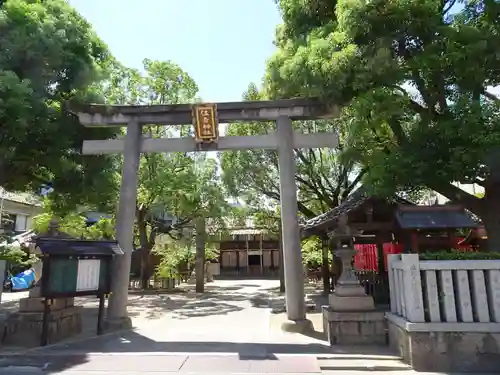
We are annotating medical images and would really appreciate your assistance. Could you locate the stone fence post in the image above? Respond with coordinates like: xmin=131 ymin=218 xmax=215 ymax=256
xmin=400 ymin=254 xmax=425 ymax=322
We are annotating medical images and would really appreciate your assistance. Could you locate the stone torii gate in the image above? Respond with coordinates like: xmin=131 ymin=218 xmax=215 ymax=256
xmin=73 ymin=99 xmax=339 ymax=328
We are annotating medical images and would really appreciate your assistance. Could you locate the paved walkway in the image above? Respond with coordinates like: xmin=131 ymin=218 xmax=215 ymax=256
xmin=0 ymin=280 xmax=415 ymax=374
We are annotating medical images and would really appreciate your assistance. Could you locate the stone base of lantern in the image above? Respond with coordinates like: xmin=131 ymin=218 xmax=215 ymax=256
xmin=323 ymin=283 xmax=386 ymax=345
xmin=322 ymin=307 xmax=387 ymax=345
xmin=328 ymin=284 xmax=375 ymax=311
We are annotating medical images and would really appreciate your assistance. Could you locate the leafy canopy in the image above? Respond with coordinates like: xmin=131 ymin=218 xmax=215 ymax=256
xmin=221 ymin=83 xmax=363 ymax=219
xmin=0 ymin=0 xmax=120 ymax=212
xmin=106 ymin=59 xmax=228 ymax=283
xmin=265 ymin=0 xmax=500 ymax=219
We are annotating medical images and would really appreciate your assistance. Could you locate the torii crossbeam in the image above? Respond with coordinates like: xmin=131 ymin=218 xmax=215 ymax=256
xmin=73 ymin=98 xmax=340 ymax=329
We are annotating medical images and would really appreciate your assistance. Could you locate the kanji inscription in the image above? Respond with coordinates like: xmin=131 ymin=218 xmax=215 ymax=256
xmin=192 ymin=104 xmax=219 ymax=142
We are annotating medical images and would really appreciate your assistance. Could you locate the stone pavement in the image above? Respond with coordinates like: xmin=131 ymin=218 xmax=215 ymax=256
xmin=0 ymin=279 xmax=433 ymax=374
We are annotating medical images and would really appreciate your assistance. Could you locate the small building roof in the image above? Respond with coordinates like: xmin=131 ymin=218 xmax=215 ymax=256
xmin=0 ymin=189 xmax=42 ymax=207
xmin=229 ymin=228 xmax=269 ymax=235
xmin=301 ymin=188 xmax=369 ymax=233
xmin=395 ymin=205 xmax=478 ymax=230
xmin=34 ymin=238 xmax=123 ymax=256
xmin=301 ymin=186 xmax=411 ymax=236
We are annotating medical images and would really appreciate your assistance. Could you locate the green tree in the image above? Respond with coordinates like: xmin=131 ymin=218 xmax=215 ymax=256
xmin=221 ymin=83 xmax=363 ymax=220
xmin=33 ymin=209 xmax=115 ymax=240
xmin=265 ymin=0 xmax=500 ymax=250
xmin=154 ymin=234 xmax=219 ymax=279
xmin=0 ymin=0 xmax=120 ymax=212
xmin=0 ymin=205 xmax=114 ymax=274
xmin=111 ymin=59 xmax=228 ymax=288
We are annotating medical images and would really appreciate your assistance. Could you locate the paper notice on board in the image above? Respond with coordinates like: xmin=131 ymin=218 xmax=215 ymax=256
xmin=76 ymin=259 xmax=101 ymax=292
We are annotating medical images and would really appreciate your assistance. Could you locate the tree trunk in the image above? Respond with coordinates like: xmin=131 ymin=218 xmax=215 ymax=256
xmin=140 ymin=248 xmax=151 ymax=290
xmin=195 ymin=217 xmax=206 ymax=293
xmin=137 ymin=212 xmax=150 ymax=290
xmin=482 ymin=181 xmax=500 ymax=252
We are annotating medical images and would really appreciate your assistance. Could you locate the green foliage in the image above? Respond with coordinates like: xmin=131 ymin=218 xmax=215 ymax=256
xmin=265 ymin=0 xmax=500 ymax=248
xmin=0 ymin=240 xmax=36 ymax=266
xmin=154 ymin=237 xmax=218 ymax=278
xmin=227 ymin=205 xmax=251 ymax=228
xmin=419 ymin=250 xmax=500 ymax=261
xmin=104 ymin=59 xmax=229 ymax=286
xmin=115 ymin=59 xmax=229 ymax=257
xmin=33 ymin=212 xmax=115 ymax=239
xmin=0 ymin=0 xmax=120 ymax=212
xmin=220 ymin=83 xmax=363 ymax=220
xmin=301 ymin=236 xmax=324 ymax=268
xmin=252 ymin=207 xmax=281 ymax=235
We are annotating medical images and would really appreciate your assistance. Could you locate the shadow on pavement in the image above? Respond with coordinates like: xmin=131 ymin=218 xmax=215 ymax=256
xmin=125 ymin=283 xmax=283 ymax=320
xmin=33 ymin=329 xmax=393 ymax=356
xmin=0 ymin=281 xmax=353 ymax=373
xmin=0 ymin=328 xmax=400 ymax=373
xmin=0 ymin=329 xmax=398 ymax=373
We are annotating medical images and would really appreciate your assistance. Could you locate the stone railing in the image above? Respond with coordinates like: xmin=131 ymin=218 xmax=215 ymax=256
xmin=387 ymin=253 xmax=500 ymax=323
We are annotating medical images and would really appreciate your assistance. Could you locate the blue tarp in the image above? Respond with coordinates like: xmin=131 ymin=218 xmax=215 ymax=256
xmin=9 ymin=268 xmax=36 ymax=291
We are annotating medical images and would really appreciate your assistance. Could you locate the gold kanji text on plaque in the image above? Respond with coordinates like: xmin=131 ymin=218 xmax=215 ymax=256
xmin=192 ymin=104 xmax=219 ymax=143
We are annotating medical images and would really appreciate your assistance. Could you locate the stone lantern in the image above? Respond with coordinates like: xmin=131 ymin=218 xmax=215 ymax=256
xmin=327 ymin=214 xmax=374 ymax=311
xmin=322 ymin=213 xmax=386 ymax=345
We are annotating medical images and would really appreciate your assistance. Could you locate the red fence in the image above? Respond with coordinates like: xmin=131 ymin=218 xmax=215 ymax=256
xmin=353 ymin=243 xmax=402 ymax=272
xmin=354 ymin=239 xmax=474 ymax=271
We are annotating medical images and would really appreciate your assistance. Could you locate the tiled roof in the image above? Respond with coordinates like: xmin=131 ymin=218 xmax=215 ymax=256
xmin=300 ymin=187 xmax=370 ymax=233
xmin=229 ymin=228 xmax=269 ymax=235
xmin=1 ymin=189 xmax=42 ymax=207
xmin=300 ymin=186 xmax=415 ymax=235
xmin=35 ymin=238 xmax=123 ymax=256
xmin=395 ymin=206 xmax=479 ymax=229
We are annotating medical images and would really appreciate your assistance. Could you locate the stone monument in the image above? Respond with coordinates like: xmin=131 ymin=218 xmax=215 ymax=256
xmin=205 ymin=261 xmax=214 ymax=283
xmin=322 ymin=214 xmax=386 ymax=345
xmin=2 ymin=219 xmax=82 ymax=347
xmin=187 ymin=269 xmax=197 ymax=285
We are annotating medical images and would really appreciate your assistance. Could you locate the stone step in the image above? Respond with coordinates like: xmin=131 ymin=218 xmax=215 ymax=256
xmin=317 ymin=355 xmax=411 ymax=372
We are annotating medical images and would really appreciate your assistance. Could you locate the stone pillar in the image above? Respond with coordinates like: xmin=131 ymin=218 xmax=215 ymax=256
xmin=107 ymin=119 xmax=141 ymax=325
xmin=195 ymin=217 xmax=206 ymax=293
xmin=276 ymin=116 xmax=306 ymax=322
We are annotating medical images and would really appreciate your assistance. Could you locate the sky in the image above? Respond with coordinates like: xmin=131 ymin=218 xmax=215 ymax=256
xmin=68 ymin=0 xmax=282 ymax=103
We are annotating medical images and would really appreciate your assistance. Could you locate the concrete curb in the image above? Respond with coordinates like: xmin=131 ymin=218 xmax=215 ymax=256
xmin=0 ymin=327 xmax=131 ymax=356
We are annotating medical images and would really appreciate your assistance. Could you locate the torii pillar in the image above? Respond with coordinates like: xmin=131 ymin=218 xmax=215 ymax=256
xmin=73 ymin=99 xmax=339 ymax=330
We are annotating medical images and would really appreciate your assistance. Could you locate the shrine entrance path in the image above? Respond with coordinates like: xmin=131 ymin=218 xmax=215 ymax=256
xmin=0 ymin=280 xmax=406 ymax=374
xmin=39 ymin=279 xmax=330 ymax=353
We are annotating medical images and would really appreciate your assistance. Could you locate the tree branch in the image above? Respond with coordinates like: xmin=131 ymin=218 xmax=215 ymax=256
xmin=387 ymin=118 xmax=409 ymax=145
xmin=343 ymin=168 xmax=367 ymax=200
xmin=483 ymin=89 xmax=500 ymax=103
xmin=262 ymin=190 xmax=317 ymax=218
xmin=428 ymin=182 xmax=484 ymax=215
xmin=443 ymin=0 xmax=457 ymax=16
